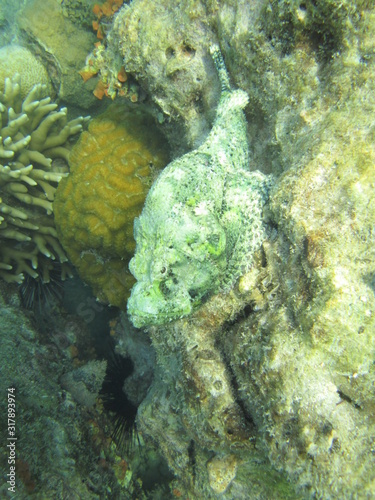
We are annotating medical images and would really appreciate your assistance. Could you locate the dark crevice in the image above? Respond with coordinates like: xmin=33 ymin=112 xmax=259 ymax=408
xmin=337 ymin=389 xmax=361 ymax=410
xmin=217 ymin=335 xmax=256 ymax=432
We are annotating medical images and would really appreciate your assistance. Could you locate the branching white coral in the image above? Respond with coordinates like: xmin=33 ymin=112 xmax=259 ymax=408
xmin=0 ymin=74 xmax=89 ymax=283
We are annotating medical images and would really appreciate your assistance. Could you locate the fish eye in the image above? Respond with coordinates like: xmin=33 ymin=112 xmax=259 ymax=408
xmin=160 ymin=281 xmax=172 ymax=297
xmin=160 ymin=266 xmax=166 ymax=274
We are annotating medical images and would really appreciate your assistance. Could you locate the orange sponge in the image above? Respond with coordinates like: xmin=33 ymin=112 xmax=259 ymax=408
xmin=54 ymin=103 xmax=169 ymax=308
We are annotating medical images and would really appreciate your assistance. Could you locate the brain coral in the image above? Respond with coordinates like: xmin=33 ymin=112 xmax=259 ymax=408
xmin=0 ymin=75 xmax=88 ymax=283
xmin=53 ymin=103 xmax=169 ymax=308
xmin=0 ymin=45 xmax=52 ymax=99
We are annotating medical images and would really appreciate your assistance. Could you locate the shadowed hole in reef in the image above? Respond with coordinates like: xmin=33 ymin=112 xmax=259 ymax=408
xmin=165 ymin=46 xmax=175 ymax=59
xmin=215 ymin=330 xmax=256 ymax=433
xmin=182 ymin=42 xmax=196 ymax=58
xmin=99 ymin=338 xmax=174 ymax=493
xmin=99 ymin=342 xmax=139 ymax=454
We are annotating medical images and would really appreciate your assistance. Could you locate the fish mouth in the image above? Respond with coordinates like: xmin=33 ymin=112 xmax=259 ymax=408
xmin=127 ymin=280 xmax=192 ymax=328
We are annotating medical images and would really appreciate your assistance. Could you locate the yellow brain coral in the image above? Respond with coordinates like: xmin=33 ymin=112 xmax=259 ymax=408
xmin=54 ymin=103 xmax=169 ymax=308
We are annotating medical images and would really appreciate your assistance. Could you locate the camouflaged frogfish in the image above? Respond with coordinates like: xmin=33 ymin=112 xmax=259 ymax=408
xmin=127 ymin=44 xmax=272 ymax=328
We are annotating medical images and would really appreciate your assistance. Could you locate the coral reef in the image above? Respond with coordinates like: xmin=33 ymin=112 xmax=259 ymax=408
xmin=128 ymin=46 xmax=272 ymax=328
xmin=89 ymin=0 xmax=375 ymax=169
xmin=17 ymin=0 xmax=102 ymax=111
xmin=122 ymin=1 xmax=375 ymax=498
xmin=212 ymin=0 xmax=375 ymax=176
xmin=0 ymin=45 xmax=52 ymax=99
xmin=0 ymin=298 xmax=93 ymax=497
xmin=0 ymin=284 xmax=156 ymax=498
xmin=0 ymin=0 xmax=374 ymax=498
xmin=54 ymin=103 xmax=169 ymax=309
xmin=0 ymin=75 xmax=88 ymax=284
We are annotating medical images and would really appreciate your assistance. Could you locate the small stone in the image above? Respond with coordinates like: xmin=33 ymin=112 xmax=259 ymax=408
xmin=207 ymin=454 xmax=238 ymax=494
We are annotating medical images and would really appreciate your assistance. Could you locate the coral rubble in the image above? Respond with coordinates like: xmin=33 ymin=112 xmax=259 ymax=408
xmin=0 ymin=75 xmax=88 ymax=284
xmin=54 ymin=103 xmax=169 ymax=309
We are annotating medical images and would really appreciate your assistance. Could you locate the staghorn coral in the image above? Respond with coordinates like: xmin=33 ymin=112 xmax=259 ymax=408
xmin=0 ymin=75 xmax=89 ymax=284
xmin=53 ymin=102 xmax=169 ymax=309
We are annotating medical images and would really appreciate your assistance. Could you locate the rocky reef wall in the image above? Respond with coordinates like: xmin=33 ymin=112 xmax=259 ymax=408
xmin=107 ymin=0 xmax=375 ymax=497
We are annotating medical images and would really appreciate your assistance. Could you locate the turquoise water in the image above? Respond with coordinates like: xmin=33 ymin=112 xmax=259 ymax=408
xmin=1 ymin=1 xmax=375 ymax=498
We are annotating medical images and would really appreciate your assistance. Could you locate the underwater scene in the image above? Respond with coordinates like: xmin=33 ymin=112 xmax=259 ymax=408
xmin=0 ymin=0 xmax=375 ymax=498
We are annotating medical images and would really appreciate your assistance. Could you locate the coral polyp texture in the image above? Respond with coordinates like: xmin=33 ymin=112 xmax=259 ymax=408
xmin=0 ymin=45 xmax=52 ymax=99
xmin=53 ymin=103 xmax=169 ymax=309
xmin=127 ymin=46 xmax=272 ymax=328
xmin=0 ymin=75 xmax=88 ymax=284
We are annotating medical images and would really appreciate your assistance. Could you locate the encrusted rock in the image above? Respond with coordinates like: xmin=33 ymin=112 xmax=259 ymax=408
xmin=207 ymin=454 xmax=238 ymax=494
xmin=60 ymin=360 xmax=107 ymax=408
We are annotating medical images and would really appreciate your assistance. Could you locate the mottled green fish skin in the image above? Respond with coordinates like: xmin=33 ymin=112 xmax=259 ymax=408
xmin=128 ymin=45 xmax=272 ymax=328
